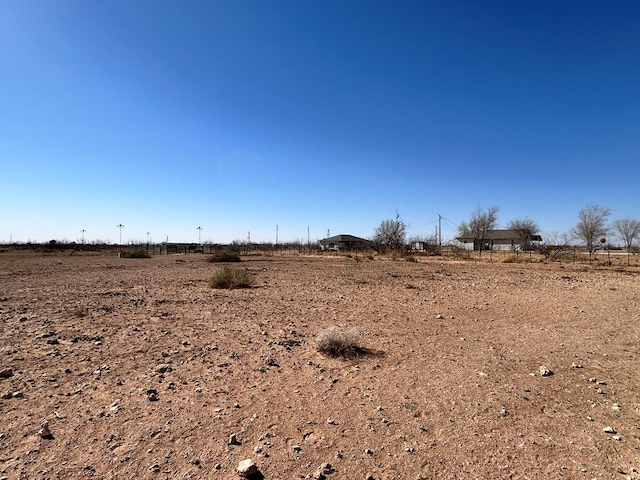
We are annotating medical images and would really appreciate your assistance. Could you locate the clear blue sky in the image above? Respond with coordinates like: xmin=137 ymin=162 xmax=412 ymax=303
xmin=1 ymin=1 xmax=639 ymax=244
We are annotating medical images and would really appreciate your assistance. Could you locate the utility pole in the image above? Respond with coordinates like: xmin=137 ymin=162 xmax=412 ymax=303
xmin=81 ymin=229 xmax=86 ymax=245
xmin=197 ymin=226 xmax=202 ymax=244
xmin=307 ymin=226 xmax=310 ymax=247
xmin=438 ymin=214 xmax=442 ymax=246
xmin=248 ymin=231 xmax=251 ymax=243
xmin=117 ymin=224 xmax=124 ymax=249
xmin=275 ymin=225 xmax=279 ymax=245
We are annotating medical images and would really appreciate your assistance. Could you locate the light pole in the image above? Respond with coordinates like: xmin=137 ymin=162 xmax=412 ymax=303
xmin=197 ymin=226 xmax=202 ymax=245
xmin=81 ymin=229 xmax=86 ymax=245
xmin=117 ymin=224 xmax=125 ymax=251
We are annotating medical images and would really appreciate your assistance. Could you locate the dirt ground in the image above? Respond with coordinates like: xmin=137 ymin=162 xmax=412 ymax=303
xmin=1 ymin=250 xmax=639 ymax=480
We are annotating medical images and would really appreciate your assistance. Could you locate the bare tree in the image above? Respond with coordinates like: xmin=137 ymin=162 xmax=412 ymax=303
xmin=461 ymin=206 xmax=499 ymax=258
xmin=573 ymin=205 xmax=611 ymax=260
xmin=374 ymin=212 xmax=407 ymax=253
xmin=540 ymin=230 xmax=573 ymax=260
xmin=506 ymin=218 xmax=540 ymax=251
xmin=612 ymin=217 xmax=640 ymax=265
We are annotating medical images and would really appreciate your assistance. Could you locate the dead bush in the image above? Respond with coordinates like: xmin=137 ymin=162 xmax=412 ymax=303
xmin=208 ymin=251 xmax=241 ymax=263
xmin=208 ymin=266 xmax=254 ymax=289
xmin=315 ymin=326 xmax=362 ymax=357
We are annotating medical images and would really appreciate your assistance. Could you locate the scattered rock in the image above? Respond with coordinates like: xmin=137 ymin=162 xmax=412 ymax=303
xmin=293 ymin=444 xmax=302 ymax=452
xmin=317 ymin=463 xmax=335 ymax=475
xmin=588 ymin=377 xmax=597 ymax=383
xmin=603 ymin=426 xmax=616 ymax=434
xmin=364 ymin=448 xmax=374 ymax=455
xmin=612 ymin=435 xmax=622 ymax=441
xmin=229 ymin=433 xmax=241 ymax=445
xmin=237 ymin=458 xmax=258 ymax=477
xmin=539 ymin=366 xmax=552 ymax=377
xmin=326 ymin=418 xmax=336 ymax=425
xmin=12 ymin=391 xmax=23 ymax=398
xmin=436 ymin=314 xmax=444 ymax=319
xmin=149 ymin=464 xmax=161 ymax=473
xmin=146 ymin=389 xmax=159 ymax=401
xmin=0 ymin=392 xmax=12 ymax=400
xmin=571 ymin=362 xmax=583 ymax=368
xmin=155 ymin=364 xmax=172 ymax=374
xmin=0 ymin=367 xmax=12 ymax=378
xmin=38 ymin=420 xmax=53 ymax=439
xmin=612 ymin=403 xmax=621 ymax=410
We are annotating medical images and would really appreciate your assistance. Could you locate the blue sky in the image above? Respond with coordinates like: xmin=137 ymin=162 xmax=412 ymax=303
xmin=1 ymin=1 xmax=639 ymax=244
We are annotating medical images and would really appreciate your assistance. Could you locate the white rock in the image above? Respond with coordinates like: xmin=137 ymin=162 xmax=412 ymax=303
xmin=38 ymin=420 xmax=52 ymax=438
xmin=237 ymin=458 xmax=258 ymax=477
xmin=539 ymin=366 xmax=552 ymax=377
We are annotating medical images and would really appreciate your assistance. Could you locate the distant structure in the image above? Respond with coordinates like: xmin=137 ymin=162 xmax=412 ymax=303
xmin=319 ymin=234 xmax=372 ymax=252
xmin=455 ymin=229 xmax=542 ymax=251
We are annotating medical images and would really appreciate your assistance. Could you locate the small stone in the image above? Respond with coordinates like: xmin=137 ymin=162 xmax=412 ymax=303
xmin=229 ymin=433 xmax=241 ymax=445
xmin=612 ymin=435 xmax=622 ymax=441
xmin=603 ymin=426 xmax=616 ymax=434
xmin=38 ymin=420 xmax=53 ymax=439
xmin=237 ymin=458 xmax=258 ymax=477
xmin=155 ymin=364 xmax=172 ymax=374
xmin=0 ymin=368 xmax=13 ymax=378
xmin=146 ymin=389 xmax=159 ymax=401
xmin=0 ymin=392 xmax=11 ymax=400
xmin=539 ymin=366 xmax=552 ymax=377
xmin=318 ymin=463 xmax=335 ymax=475
xmin=149 ymin=464 xmax=160 ymax=473
xmin=314 ymin=472 xmax=326 ymax=480
xmin=253 ymin=446 xmax=262 ymax=453
xmin=588 ymin=377 xmax=597 ymax=383
xmin=326 ymin=418 xmax=336 ymax=425
xmin=293 ymin=445 xmax=302 ymax=452
xmin=234 ymin=402 xmax=241 ymax=408
xmin=376 ymin=405 xmax=383 ymax=411
xmin=12 ymin=391 xmax=23 ymax=398
xmin=214 ymin=463 xmax=222 ymax=470
xmin=381 ymin=417 xmax=389 ymax=424
xmin=436 ymin=314 xmax=444 ymax=319
xmin=571 ymin=362 xmax=583 ymax=368
xmin=404 ymin=446 xmax=415 ymax=453
xmin=612 ymin=403 xmax=621 ymax=410
xmin=364 ymin=448 xmax=374 ymax=455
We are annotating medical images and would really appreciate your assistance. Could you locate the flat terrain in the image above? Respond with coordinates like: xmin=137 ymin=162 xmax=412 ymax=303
xmin=1 ymin=251 xmax=639 ymax=480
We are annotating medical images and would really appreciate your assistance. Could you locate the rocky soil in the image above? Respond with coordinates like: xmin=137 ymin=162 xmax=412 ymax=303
xmin=0 ymin=250 xmax=639 ymax=479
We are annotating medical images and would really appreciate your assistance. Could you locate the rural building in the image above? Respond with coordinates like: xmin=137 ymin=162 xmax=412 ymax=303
xmin=319 ymin=234 xmax=372 ymax=251
xmin=455 ymin=229 xmax=542 ymax=251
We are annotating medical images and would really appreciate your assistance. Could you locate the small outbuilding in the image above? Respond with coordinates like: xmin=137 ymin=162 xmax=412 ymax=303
xmin=456 ymin=229 xmax=542 ymax=251
xmin=319 ymin=234 xmax=372 ymax=252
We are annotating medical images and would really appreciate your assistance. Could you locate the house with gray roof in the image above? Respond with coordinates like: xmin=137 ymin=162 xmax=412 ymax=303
xmin=455 ymin=229 xmax=542 ymax=251
xmin=319 ymin=234 xmax=372 ymax=252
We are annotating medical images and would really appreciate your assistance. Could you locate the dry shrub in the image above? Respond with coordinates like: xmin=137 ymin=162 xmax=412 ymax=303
xmin=315 ymin=326 xmax=362 ymax=357
xmin=502 ymin=254 xmax=518 ymax=263
xmin=208 ymin=266 xmax=254 ymax=289
xmin=208 ymin=251 xmax=241 ymax=263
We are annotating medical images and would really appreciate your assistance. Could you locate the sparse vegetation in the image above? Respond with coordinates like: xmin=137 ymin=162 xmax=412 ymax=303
xmin=208 ymin=250 xmax=241 ymax=263
xmin=208 ymin=266 xmax=254 ymax=289
xmin=118 ymin=250 xmax=150 ymax=258
xmin=315 ymin=326 xmax=363 ymax=357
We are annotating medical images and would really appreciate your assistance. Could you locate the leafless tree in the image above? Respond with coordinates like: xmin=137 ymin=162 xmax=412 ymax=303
xmin=374 ymin=212 xmax=407 ymax=253
xmin=459 ymin=206 xmax=499 ymax=258
xmin=612 ymin=217 xmax=640 ymax=265
xmin=540 ymin=230 xmax=573 ymax=260
xmin=573 ymin=205 xmax=611 ymax=260
xmin=506 ymin=218 xmax=540 ymax=250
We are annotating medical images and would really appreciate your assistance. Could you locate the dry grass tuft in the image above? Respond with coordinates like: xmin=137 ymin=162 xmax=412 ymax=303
xmin=208 ymin=266 xmax=254 ymax=289
xmin=315 ymin=326 xmax=362 ymax=357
